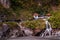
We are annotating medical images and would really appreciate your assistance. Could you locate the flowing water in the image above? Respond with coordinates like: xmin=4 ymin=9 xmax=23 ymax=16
xmin=41 ymin=19 xmax=52 ymax=37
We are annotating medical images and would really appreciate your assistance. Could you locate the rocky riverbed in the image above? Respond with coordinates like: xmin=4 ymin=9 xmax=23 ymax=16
xmin=0 ymin=36 xmax=60 ymax=40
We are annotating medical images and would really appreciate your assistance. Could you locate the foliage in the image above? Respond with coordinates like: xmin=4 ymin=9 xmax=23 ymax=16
xmin=0 ymin=4 xmax=16 ymax=20
xmin=0 ymin=4 xmax=33 ymax=20
xmin=5 ymin=22 xmax=18 ymax=28
xmin=21 ymin=19 xmax=45 ymax=29
xmin=0 ymin=22 xmax=18 ymax=29
xmin=49 ymin=10 xmax=60 ymax=28
xmin=0 ymin=0 xmax=60 ymax=20
xmin=10 ymin=0 xmax=60 ymax=15
xmin=19 ymin=10 xmax=33 ymax=20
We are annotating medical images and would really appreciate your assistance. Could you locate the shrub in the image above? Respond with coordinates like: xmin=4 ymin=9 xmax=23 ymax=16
xmin=49 ymin=10 xmax=60 ymax=28
xmin=5 ymin=22 xmax=18 ymax=29
xmin=19 ymin=10 xmax=33 ymax=20
xmin=21 ymin=19 xmax=45 ymax=29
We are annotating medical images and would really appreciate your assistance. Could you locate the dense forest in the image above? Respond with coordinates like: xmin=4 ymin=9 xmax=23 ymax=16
xmin=0 ymin=0 xmax=60 ymax=29
xmin=0 ymin=0 xmax=60 ymax=20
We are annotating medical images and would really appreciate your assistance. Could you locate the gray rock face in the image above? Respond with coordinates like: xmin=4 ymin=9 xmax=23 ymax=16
xmin=0 ymin=31 xmax=3 ymax=38
xmin=10 ymin=29 xmax=18 ymax=38
xmin=24 ymin=28 xmax=33 ymax=36
xmin=55 ymin=31 xmax=60 ymax=36
xmin=2 ymin=23 xmax=9 ymax=32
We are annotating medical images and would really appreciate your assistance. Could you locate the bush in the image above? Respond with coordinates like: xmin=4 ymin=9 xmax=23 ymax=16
xmin=0 ymin=4 xmax=16 ymax=20
xmin=21 ymin=19 xmax=45 ymax=29
xmin=0 ymin=22 xmax=18 ymax=29
xmin=5 ymin=22 xmax=18 ymax=29
xmin=49 ymin=10 xmax=60 ymax=28
xmin=19 ymin=10 xmax=33 ymax=20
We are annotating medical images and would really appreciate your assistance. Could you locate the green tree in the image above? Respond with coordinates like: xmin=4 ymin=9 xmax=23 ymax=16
xmin=0 ymin=4 xmax=16 ymax=20
xmin=49 ymin=10 xmax=60 ymax=28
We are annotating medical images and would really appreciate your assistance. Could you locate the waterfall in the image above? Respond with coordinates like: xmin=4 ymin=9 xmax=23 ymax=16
xmin=45 ymin=20 xmax=52 ymax=36
xmin=41 ymin=19 xmax=52 ymax=37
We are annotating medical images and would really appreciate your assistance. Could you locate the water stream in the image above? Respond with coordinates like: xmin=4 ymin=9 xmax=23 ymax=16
xmin=41 ymin=19 xmax=52 ymax=37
